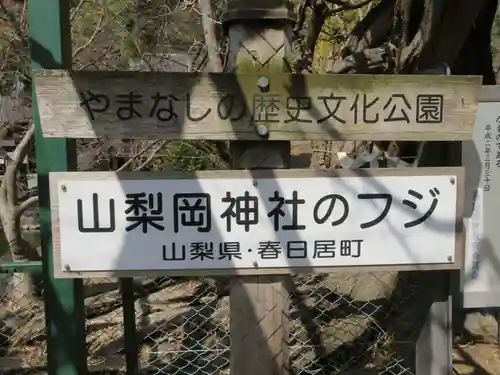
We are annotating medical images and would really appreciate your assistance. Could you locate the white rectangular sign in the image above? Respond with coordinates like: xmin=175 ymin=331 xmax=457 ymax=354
xmin=52 ymin=171 xmax=459 ymax=274
xmin=463 ymin=101 xmax=500 ymax=308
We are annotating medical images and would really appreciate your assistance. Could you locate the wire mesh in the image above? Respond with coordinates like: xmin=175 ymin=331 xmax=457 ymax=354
xmin=0 ymin=266 xmax=427 ymax=375
xmin=80 ymin=272 xmax=422 ymax=375
xmin=134 ymin=277 xmax=230 ymax=374
xmin=84 ymin=277 xmax=126 ymax=371
xmin=0 ymin=269 xmax=46 ymax=374
xmin=289 ymin=272 xmax=420 ymax=375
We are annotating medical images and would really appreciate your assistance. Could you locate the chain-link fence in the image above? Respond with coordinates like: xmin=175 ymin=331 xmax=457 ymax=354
xmin=290 ymin=272 xmax=423 ymax=375
xmin=0 ymin=267 xmax=437 ymax=375
xmin=81 ymin=272 xmax=424 ymax=374
xmin=75 ymin=273 xmax=424 ymax=374
xmin=0 ymin=264 xmax=46 ymax=374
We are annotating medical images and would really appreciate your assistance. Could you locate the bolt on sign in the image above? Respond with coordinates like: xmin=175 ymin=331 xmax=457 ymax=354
xmin=33 ymin=70 xmax=481 ymax=141
xmin=49 ymin=168 xmax=464 ymax=278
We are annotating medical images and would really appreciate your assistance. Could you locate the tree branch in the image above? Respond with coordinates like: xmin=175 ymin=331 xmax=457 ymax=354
xmin=340 ymin=0 xmax=395 ymax=57
xmin=70 ymin=0 xmax=87 ymax=22
xmin=133 ymin=141 xmax=167 ymax=171
xmin=72 ymin=10 xmax=106 ymax=58
xmin=293 ymin=0 xmax=309 ymax=38
xmin=2 ymin=123 xmax=34 ymax=207
xmin=0 ymin=123 xmax=12 ymax=146
xmin=418 ymin=0 xmax=491 ymax=67
xmin=198 ymin=0 xmax=223 ymax=72
xmin=294 ymin=0 xmax=329 ymax=73
xmin=325 ymin=0 xmax=374 ymax=15
xmin=397 ymin=0 xmax=447 ymax=72
xmin=14 ymin=196 xmax=38 ymax=224
xmin=116 ymin=141 xmax=161 ymax=172
xmin=8 ymin=122 xmax=34 ymax=172
xmin=328 ymin=43 xmax=396 ymax=73
xmin=72 ymin=3 xmax=129 ymax=59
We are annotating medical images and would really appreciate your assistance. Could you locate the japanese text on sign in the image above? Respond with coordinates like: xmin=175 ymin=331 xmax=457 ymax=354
xmin=462 ymin=100 xmax=500 ymax=309
xmin=54 ymin=173 xmax=459 ymax=273
xmin=79 ymin=90 xmax=445 ymax=126
xmin=483 ymin=115 xmax=500 ymax=192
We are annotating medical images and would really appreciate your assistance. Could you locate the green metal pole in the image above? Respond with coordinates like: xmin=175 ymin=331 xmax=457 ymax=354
xmin=28 ymin=1 xmax=87 ymax=374
xmin=120 ymin=278 xmax=139 ymax=374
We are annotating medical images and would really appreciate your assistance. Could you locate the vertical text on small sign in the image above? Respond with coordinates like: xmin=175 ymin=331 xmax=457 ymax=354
xmin=463 ymin=100 xmax=500 ymax=308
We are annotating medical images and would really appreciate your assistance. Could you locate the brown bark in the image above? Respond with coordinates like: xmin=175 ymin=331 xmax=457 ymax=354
xmin=323 ymin=0 xmax=496 ymax=76
xmin=295 ymin=0 xmax=329 ymax=73
xmin=451 ymin=0 xmax=498 ymax=84
xmin=0 ymin=123 xmax=39 ymax=304
xmin=341 ymin=0 xmax=395 ymax=58
xmin=0 ymin=123 xmax=38 ymax=262
xmin=417 ymin=0 xmax=494 ymax=70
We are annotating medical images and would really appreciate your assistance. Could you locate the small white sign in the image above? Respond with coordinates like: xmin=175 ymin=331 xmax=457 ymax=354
xmin=55 ymin=173 xmax=458 ymax=273
xmin=463 ymin=101 xmax=500 ymax=308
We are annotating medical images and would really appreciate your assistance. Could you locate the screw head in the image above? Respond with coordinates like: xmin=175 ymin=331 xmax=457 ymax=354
xmin=450 ymin=177 xmax=455 ymax=185
xmin=252 ymin=180 xmax=258 ymax=186
xmin=61 ymin=185 xmax=67 ymax=192
xmin=256 ymin=124 xmax=268 ymax=137
xmin=257 ymin=76 xmax=269 ymax=90
xmin=253 ymin=261 xmax=258 ymax=268
xmin=447 ymin=256 xmax=453 ymax=262
xmin=64 ymin=264 xmax=71 ymax=271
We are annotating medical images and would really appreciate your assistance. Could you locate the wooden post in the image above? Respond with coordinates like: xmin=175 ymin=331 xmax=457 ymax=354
xmin=223 ymin=2 xmax=295 ymax=374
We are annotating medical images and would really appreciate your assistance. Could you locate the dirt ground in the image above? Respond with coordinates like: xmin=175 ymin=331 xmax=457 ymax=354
xmin=454 ymin=342 xmax=500 ymax=375
xmin=453 ymin=313 xmax=500 ymax=375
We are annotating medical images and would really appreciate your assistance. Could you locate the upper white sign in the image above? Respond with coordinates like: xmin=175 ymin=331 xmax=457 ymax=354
xmin=54 ymin=172 xmax=458 ymax=273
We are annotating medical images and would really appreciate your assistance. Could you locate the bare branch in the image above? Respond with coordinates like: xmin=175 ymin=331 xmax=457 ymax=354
xmin=78 ymin=138 xmax=114 ymax=170
xmin=340 ymin=0 xmax=395 ymax=58
xmin=9 ymin=122 xmax=34 ymax=173
xmin=294 ymin=0 xmax=329 ymax=73
xmin=293 ymin=0 xmax=309 ymax=37
xmin=70 ymin=0 xmax=87 ymax=22
xmin=2 ymin=123 xmax=34 ymax=206
xmin=326 ymin=0 xmax=374 ymax=15
xmin=0 ymin=123 xmax=12 ymax=145
xmin=294 ymin=0 xmax=376 ymax=73
xmin=328 ymin=44 xmax=395 ymax=73
xmin=198 ymin=0 xmax=223 ymax=72
xmin=72 ymin=3 xmax=129 ymax=59
xmin=72 ymin=10 xmax=106 ymax=58
xmin=116 ymin=141 xmax=161 ymax=172
xmin=133 ymin=141 xmax=167 ymax=171
xmin=14 ymin=196 xmax=38 ymax=224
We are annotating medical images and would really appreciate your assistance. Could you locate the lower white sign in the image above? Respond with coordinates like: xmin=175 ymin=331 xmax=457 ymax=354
xmin=54 ymin=172 xmax=458 ymax=272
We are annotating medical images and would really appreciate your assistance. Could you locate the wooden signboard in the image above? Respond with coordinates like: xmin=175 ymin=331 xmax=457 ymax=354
xmin=33 ymin=70 xmax=481 ymax=141
xmin=49 ymin=167 xmax=464 ymax=278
